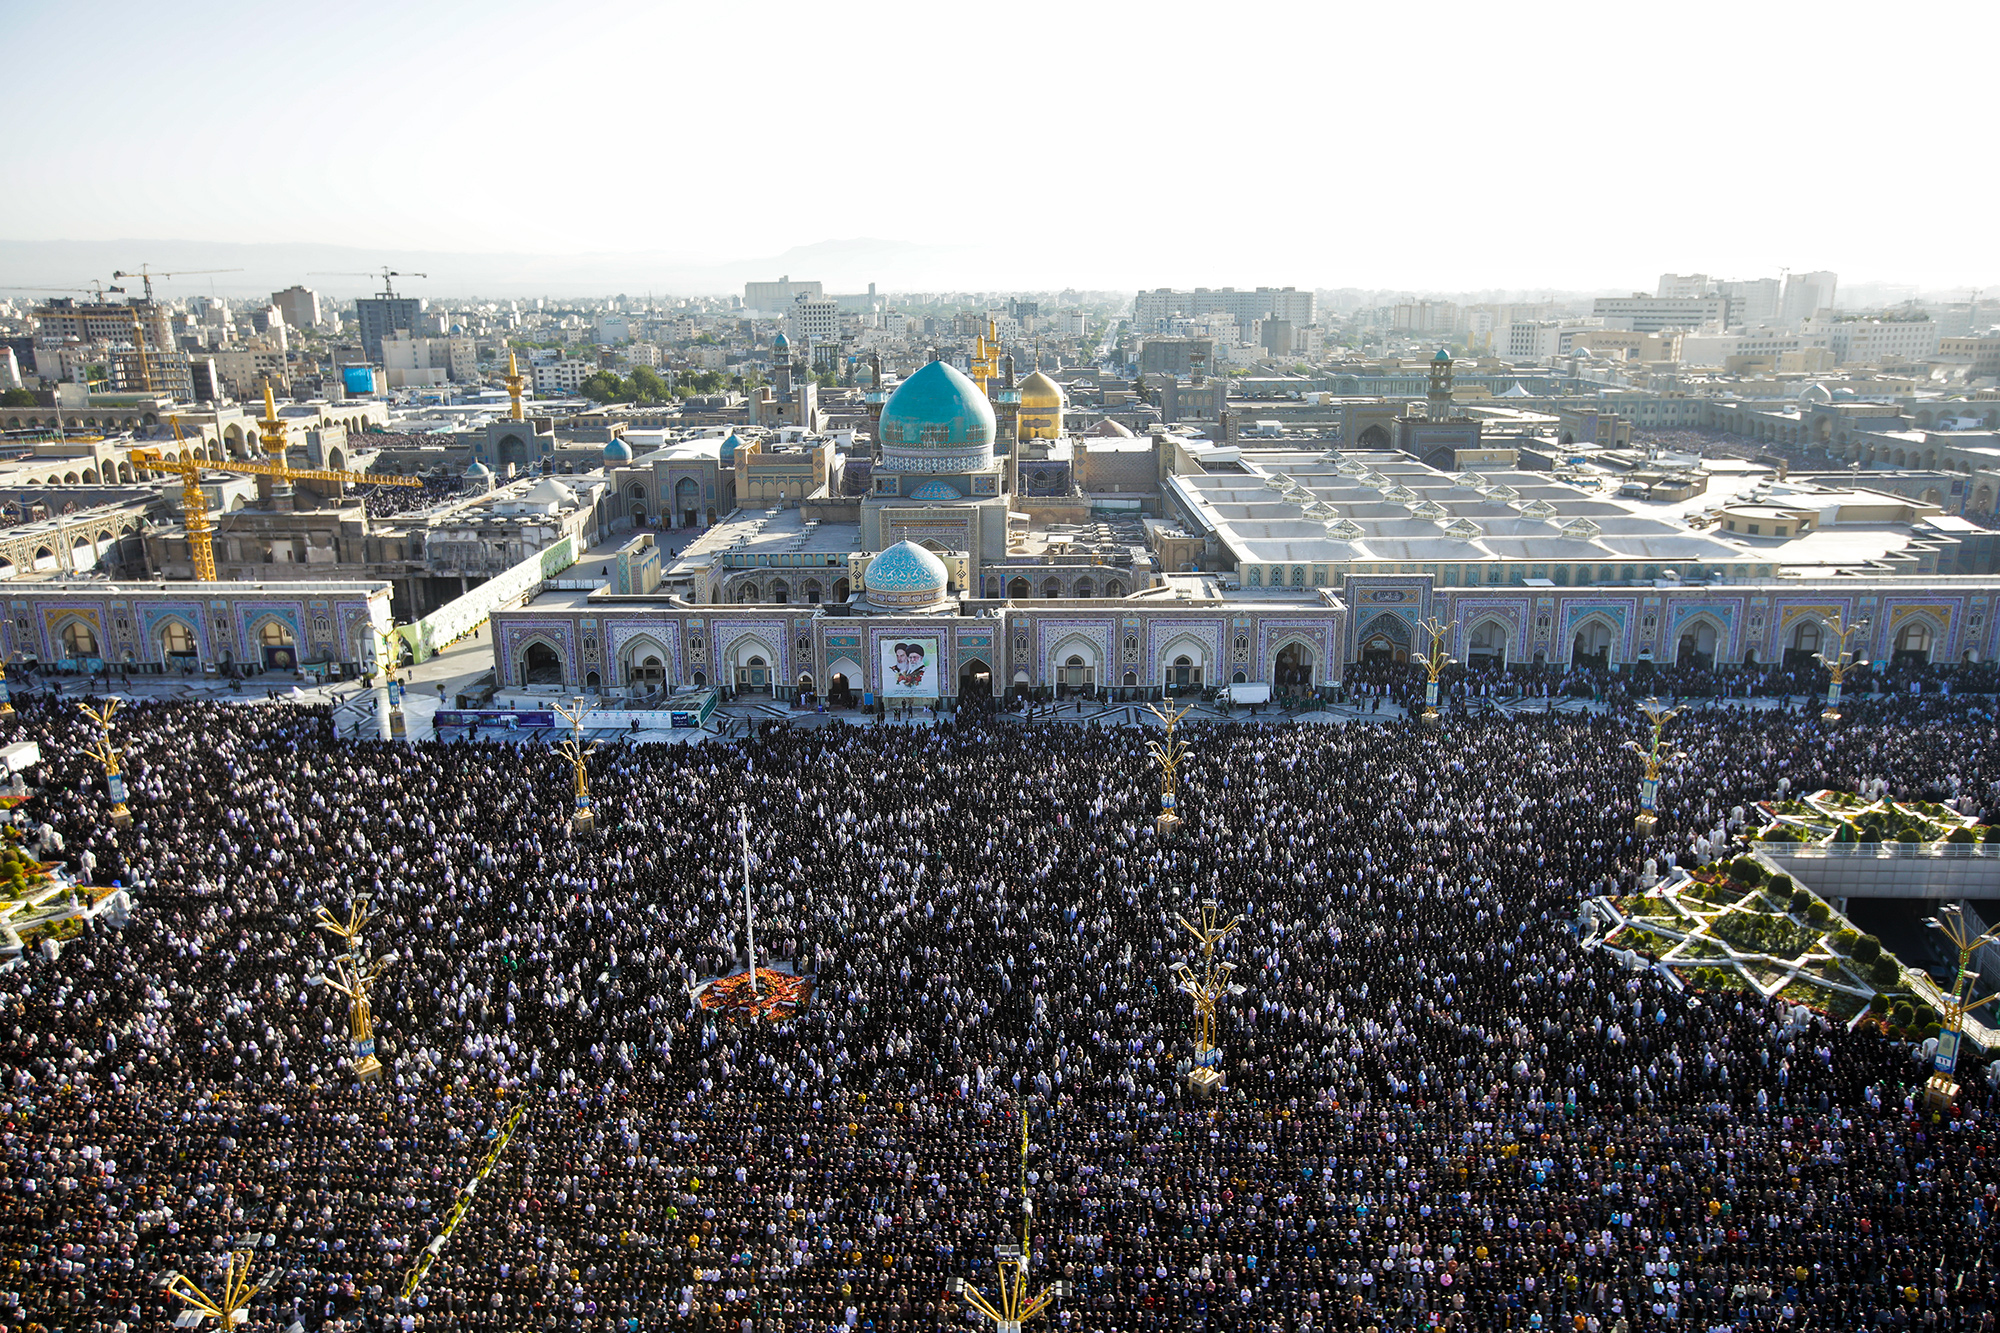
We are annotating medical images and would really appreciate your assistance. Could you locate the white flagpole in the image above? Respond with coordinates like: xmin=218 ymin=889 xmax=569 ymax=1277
xmin=738 ymin=806 xmax=758 ymax=996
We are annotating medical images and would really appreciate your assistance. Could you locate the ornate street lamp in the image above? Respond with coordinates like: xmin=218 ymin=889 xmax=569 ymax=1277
xmin=1921 ymin=904 xmax=2000 ymax=1109
xmin=1170 ymin=896 xmax=1244 ymax=1092
xmin=949 ymin=1108 xmax=1072 ymax=1331
xmin=1417 ymin=615 xmax=1455 ymax=728
xmin=1816 ymin=613 xmax=1869 ymax=723
xmin=550 ymin=696 xmax=599 ymax=835
xmin=1624 ymin=696 xmax=1683 ymax=834
xmin=1144 ymin=701 xmax=1193 ymax=838
xmin=308 ymin=894 xmax=397 ymax=1083
xmin=78 ymin=698 xmax=131 ymax=828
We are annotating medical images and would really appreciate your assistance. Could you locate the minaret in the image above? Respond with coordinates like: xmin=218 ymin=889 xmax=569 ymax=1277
xmin=257 ymin=383 xmax=293 ymax=510
xmin=503 ymin=351 xmax=526 ymax=422
xmin=1427 ymin=347 xmax=1454 ymax=421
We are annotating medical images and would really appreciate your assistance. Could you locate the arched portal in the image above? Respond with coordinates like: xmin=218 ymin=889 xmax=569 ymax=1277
xmin=1468 ymin=618 xmax=1508 ymax=667
xmin=675 ymin=477 xmax=700 ymax=527
xmin=257 ymin=618 xmax=297 ymax=670
xmin=736 ymin=653 xmax=771 ymax=695
xmin=1274 ymin=641 xmax=1314 ymax=696
xmin=159 ymin=619 xmax=198 ymax=666
xmin=1892 ymin=619 xmax=1933 ymax=666
xmin=958 ymin=656 xmax=992 ymax=701
xmin=1356 ymin=423 xmax=1390 ymax=449
xmin=1784 ymin=618 xmax=1824 ymax=670
xmin=1675 ymin=618 xmax=1720 ymax=669
xmin=60 ymin=620 xmax=99 ymax=660
xmin=1357 ymin=613 xmax=1410 ymax=665
xmin=1571 ymin=618 xmax=1614 ymax=669
xmin=520 ymin=641 xmax=564 ymax=685
xmin=1008 ymin=577 xmax=1030 ymax=599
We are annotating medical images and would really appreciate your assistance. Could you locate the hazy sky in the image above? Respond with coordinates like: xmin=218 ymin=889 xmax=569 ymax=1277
xmin=5 ymin=0 xmax=1994 ymax=294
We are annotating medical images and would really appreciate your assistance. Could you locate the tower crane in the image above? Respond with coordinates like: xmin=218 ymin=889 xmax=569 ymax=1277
xmin=306 ymin=267 xmax=427 ymax=299
xmin=109 ymin=265 xmax=243 ymax=302
xmin=134 ymin=405 xmax=421 ymax=581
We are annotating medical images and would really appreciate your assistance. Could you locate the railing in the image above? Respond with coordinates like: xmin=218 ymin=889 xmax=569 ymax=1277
xmin=1765 ymin=841 xmax=1999 ymax=859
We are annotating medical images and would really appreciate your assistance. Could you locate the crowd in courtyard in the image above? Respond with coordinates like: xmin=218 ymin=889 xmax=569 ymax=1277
xmin=0 ymin=681 xmax=1997 ymax=1333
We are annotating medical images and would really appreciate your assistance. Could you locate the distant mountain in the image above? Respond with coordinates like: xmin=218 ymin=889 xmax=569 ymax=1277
xmin=0 ymin=236 xmax=978 ymax=301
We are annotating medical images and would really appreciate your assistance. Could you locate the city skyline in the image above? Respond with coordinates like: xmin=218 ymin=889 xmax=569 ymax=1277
xmin=3 ymin=0 xmax=1996 ymax=292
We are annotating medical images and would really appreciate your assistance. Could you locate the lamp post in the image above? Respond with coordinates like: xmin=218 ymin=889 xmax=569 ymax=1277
xmin=308 ymin=895 xmax=397 ymax=1083
xmin=1816 ymin=613 xmax=1869 ymax=723
xmin=1169 ymin=896 xmax=1244 ymax=1092
xmin=165 ymin=1244 xmax=275 ymax=1329
xmin=949 ymin=1108 xmax=1072 ymax=1332
xmin=1417 ymin=615 xmax=1455 ymax=728
xmin=1920 ymin=903 xmax=2000 ymax=1109
xmin=550 ymin=696 xmax=598 ymax=835
xmin=78 ymin=698 xmax=132 ymax=828
xmin=1623 ymin=696 xmax=1683 ymax=835
xmin=1143 ymin=701 xmax=1193 ymax=838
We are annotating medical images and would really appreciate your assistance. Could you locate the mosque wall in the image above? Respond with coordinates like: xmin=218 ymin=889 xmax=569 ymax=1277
xmin=0 ymin=582 xmax=393 ymax=672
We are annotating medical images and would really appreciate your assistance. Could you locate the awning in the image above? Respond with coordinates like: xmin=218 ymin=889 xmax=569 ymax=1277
xmin=1227 ymin=683 xmax=1271 ymax=703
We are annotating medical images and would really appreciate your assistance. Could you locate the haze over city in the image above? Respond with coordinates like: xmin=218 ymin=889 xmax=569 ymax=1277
xmin=3 ymin=0 xmax=1996 ymax=295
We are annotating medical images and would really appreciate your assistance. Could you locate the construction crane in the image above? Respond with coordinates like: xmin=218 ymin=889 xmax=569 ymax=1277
xmin=306 ymin=267 xmax=427 ymax=299
xmin=134 ymin=406 xmax=421 ymax=581
xmin=1 ymin=281 xmax=158 ymax=388
xmin=110 ymin=265 xmax=243 ymax=302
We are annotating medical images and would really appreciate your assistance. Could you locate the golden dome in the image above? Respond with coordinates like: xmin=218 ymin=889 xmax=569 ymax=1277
xmin=1018 ymin=370 xmax=1066 ymax=409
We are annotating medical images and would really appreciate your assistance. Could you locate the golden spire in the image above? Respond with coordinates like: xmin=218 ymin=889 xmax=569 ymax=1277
xmin=258 ymin=383 xmax=288 ymax=461
xmin=504 ymin=350 xmax=526 ymax=421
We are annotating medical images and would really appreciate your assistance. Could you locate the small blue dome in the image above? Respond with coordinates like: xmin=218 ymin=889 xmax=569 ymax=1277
xmin=865 ymin=540 xmax=949 ymax=609
xmin=772 ymin=332 xmax=790 ymax=351
xmin=466 ymin=460 xmax=492 ymax=477
xmin=877 ymin=360 xmax=995 ymax=473
xmin=1433 ymin=347 xmax=1452 ymax=363
xmin=719 ymin=432 xmax=743 ymax=463
xmin=603 ymin=438 xmax=633 ymax=463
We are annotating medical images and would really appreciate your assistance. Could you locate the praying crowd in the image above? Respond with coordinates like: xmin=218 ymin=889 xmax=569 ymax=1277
xmin=1 ymin=686 xmax=1998 ymax=1333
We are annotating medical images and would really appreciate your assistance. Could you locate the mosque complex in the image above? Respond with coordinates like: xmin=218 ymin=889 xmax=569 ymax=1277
xmin=486 ymin=348 xmax=1999 ymax=708
xmin=4 ymin=344 xmax=1996 ymax=704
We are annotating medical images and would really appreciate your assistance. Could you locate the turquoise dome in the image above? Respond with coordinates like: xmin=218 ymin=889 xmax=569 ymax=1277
xmin=865 ymin=540 xmax=949 ymax=609
xmin=877 ymin=360 xmax=995 ymax=474
xmin=772 ymin=331 xmax=790 ymax=352
xmin=603 ymin=438 xmax=633 ymax=463
xmin=466 ymin=460 xmax=492 ymax=477
xmin=1433 ymin=347 xmax=1452 ymax=363
xmin=719 ymin=432 xmax=743 ymax=463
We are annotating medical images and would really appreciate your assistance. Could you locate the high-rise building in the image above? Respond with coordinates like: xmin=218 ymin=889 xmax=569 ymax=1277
xmin=354 ymin=296 xmax=424 ymax=362
xmin=1782 ymin=271 xmax=1838 ymax=322
xmin=271 ymin=285 xmax=323 ymax=330
xmin=1133 ymin=287 xmax=1315 ymax=332
xmin=1656 ymin=273 xmax=1715 ymax=299
xmin=1716 ymin=278 xmax=1781 ymax=327
xmin=1591 ymin=295 xmax=1729 ymax=333
xmin=744 ymin=276 xmax=822 ymax=315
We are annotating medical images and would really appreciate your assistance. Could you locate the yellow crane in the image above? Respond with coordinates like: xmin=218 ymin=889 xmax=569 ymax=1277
xmin=133 ymin=401 xmax=421 ymax=580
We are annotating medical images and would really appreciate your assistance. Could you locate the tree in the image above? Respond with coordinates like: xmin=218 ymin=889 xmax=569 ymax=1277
xmin=630 ymin=367 xmax=670 ymax=404
xmin=578 ymin=371 xmax=633 ymax=404
xmin=0 ymin=388 xmax=35 ymax=408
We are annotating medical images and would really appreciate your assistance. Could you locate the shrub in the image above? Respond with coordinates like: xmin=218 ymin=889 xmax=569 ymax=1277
xmin=1834 ymin=928 xmax=1859 ymax=952
xmin=1806 ymin=900 xmax=1832 ymax=928
xmin=1984 ymin=825 xmax=2000 ymax=844
xmin=1856 ymin=825 xmax=1881 ymax=844
xmin=1788 ymin=888 xmax=1811 ymax=915
xmin=1890 ymin=1000 xmax=1916 ymax=1031
xmin=1768 ymin=873 xmax=1794 ymax=895
xmin=1729 ymin=857 xmax=1766 ymax=886
xmin=1853 ymin=934 xmax=1883 ymax=964
xmin=1870 ymin=957 xmax=1901 ymax=987
xmin=1759 ymin=827 xmax=1797 ymax=843
xmin=1896 ymin=829 xmax=1920 ymax=843
xmin=1868 ymin=993 xmax=1888 ymax=1014
xmin=1922 ymin=1022 xmax=1944 ymax=1042
xmin=1946 ymin=827 xmax=1976 ymax=844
